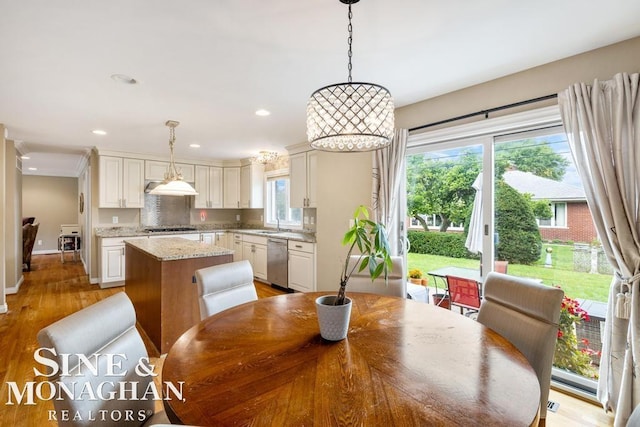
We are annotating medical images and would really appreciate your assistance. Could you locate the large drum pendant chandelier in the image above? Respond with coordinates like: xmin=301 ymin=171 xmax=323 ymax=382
xmin=306 ymin=0 xmax=394 ymax=152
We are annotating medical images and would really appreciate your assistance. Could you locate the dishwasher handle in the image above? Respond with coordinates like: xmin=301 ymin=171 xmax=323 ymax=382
xmin=268 ymin=238 xmax=287 ymax=245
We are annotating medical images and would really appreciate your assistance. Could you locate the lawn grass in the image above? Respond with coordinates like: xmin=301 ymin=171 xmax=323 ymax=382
xmin=408 ymin=243 xmax=611 ymax=302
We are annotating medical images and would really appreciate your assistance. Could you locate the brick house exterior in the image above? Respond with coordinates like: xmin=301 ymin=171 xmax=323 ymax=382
xmin=504 ymin=170 xmax=597 ymax=244
xmin=539 ymin=201 xmax=598 ymax=244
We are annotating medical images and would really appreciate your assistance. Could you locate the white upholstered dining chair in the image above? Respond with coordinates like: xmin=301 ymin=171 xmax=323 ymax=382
xmin=477 ymin=272 xmax=564 ymax=423
xmin=36 ymin=292 xmax=170 ymax=426
xmin=195 ymin=260 xmax=258 ymax=320
xmin=345 ymin=255 xmax=406 ymax=297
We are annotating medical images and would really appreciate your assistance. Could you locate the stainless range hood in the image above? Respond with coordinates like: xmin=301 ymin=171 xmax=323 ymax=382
xmin=142 ymin=180 xmax=193 ymax=227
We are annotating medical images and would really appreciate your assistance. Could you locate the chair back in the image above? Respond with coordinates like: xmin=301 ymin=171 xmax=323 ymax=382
xmin=195 ymin=260 xmax=258 ymax=320
xmin=477 ymin=272 xmax=563 ymax=421
xmin=22 ymin=222 xmax=39 ymax=271
xmin=36 ymin=292 xmax=156 ymax=426
xmin=446 ymin=275 xmax=481 ymax=311
xmin=346 ymin=256 xmax=406 ymax=297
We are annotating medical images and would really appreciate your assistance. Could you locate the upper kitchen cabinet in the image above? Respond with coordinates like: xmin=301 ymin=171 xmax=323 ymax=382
xmin=240 ymin=163 xmax=264 ymax=208
xmin=289 ymin=151 xmax=317 ymax=208
xmin=99 ymin=156 xmax=144 ymax=208
xmin=194 ymin=165 xmax=223 ymax=209
xmin=145 ymin=160 xmax=195 ymax=182
xmin=223 ymin=167 xmax=241 ymax=208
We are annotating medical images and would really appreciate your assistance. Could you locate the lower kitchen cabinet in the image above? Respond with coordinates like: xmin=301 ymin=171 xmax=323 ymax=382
xmin=232 ymin=233 xmax=243 ymax=262
xmin=288 ymin=240 xmax=316 ymax=292
xmin=242 ymin=235 xmax=267 ymax=281
xmin=99 ymin=236 xmax=148 ymax=288
xmin=201 ymin=231 xmax=229 ymax=248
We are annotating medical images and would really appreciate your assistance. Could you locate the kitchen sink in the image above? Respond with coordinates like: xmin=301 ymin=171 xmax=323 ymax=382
xmin=255 ymin=230 xmax=280 ymax=235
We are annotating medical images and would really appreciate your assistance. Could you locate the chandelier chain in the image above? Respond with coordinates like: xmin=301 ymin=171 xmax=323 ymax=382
xmin=347 ymin=4 xmax=353 ymax=83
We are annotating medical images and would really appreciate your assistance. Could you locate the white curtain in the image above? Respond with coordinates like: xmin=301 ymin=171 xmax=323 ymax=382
xmin=559 ymin=72 xmax=640 ymax=427
xmin=372 ymin=128 xmax=407 ymax=256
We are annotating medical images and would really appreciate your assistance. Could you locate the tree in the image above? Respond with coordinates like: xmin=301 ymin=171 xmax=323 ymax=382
xmin=407 ymin=152 xmax=481 ymax=232
xmin=495 ymin=180 xmax=542 ymax=264
xmin=495 ymin=140 xmax=569 ymax=181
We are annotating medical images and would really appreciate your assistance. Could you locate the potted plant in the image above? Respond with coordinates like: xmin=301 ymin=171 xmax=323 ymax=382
xmin=315 ymin=205 xmax=392 ymax=341
xmin=408 ymin=268 xmax=423 ymax=285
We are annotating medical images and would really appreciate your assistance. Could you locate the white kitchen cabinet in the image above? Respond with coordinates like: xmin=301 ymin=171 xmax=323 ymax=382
xmin=99 ymin=156 xmax=145 ymax=208
xmin=223 ymin=167 xmax=241 ymax=208
xmin=201 ymin=231 xmax=228 ymax=248
xmin=242 ymin=234 xmax=267 ymax=280
xmin=289 ymin=151 xmax=317 ymax=208
xmin=194 ymin=165 xmax=223 ymax=209
xmin=240 ymin=163 xmax=264 ymax=208
xmin=232 ymin=233 xmax=243 ymax=262
xmin=145 ymin=160 xmax=195 ymax=182
xmin=288 ymin=240 xmax=316 ymax=292
xmin=99 ymin=236 xmax=147 ymax=287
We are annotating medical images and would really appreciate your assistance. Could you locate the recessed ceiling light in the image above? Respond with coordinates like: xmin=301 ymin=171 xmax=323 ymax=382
xmin=189 ymin=143 xmax=201 ymax=148
xmin=255 ymin=109 xmax=271 ymax=117
xmin=21 ymin=155 xmax=30 ymax=160
xmin=110 ymin=74 xmax=138 ymax=85
xmin=28 ymin=167 xmax=37 ymax=171
xmin=92 ymin=129 xmax=107 ymax=135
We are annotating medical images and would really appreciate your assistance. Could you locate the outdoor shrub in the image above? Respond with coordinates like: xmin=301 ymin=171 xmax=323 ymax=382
xmin=407 ymin=230 xmax=472 ymax=259
xmin=554 ymin=293 xmax=599 ymax=379
xmin=495 ymin=180 xmax=542 ymax=264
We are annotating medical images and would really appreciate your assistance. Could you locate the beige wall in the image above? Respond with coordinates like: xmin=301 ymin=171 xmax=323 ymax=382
xmin=315 ymin=151 xmax=372 ymax=291
xmin=5 ymin=140 xmax=21 ymax=292
xmin=0 ymin=125 xmax=6 ymax=312
xmin=22 ymin=175 xmax=78 ymax=252
xmin=396 ymin=36 xmax=640 ymax=131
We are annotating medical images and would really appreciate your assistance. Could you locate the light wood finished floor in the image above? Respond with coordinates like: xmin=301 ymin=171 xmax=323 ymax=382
xmin=0 ymin=254 xmax=614 ymax=426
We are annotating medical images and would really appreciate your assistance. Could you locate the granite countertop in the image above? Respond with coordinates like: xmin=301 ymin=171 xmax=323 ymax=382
xmin=96 ymin=226 xmax=316 ymax=243
xmin=125 ymin=237 xmax=233 ymax=261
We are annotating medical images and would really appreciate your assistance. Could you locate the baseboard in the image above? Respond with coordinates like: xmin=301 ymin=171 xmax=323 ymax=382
xmin=99 ymin=281 xmax=125 ymax=289
xmin=90 ymin=277 xmax=100 ymax=285
xmin=5 ymin=276 xmax=24 ymax=295
xmin=0 ymin=303 xmax=7 ymax=314
xmin=33 ymin=249 xmax=59 ymax=255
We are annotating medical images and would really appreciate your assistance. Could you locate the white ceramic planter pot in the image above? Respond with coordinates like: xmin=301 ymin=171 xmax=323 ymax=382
xmin=315 ymin=295 xmax=352 ymax=341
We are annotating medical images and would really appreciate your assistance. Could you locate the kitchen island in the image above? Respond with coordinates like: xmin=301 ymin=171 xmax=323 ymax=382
xmin=125 ymin=237 xmax=233 ymax=353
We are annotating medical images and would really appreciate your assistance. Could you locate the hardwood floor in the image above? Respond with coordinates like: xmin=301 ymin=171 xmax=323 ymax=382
xmin=0 ymin=254 xmax=613 ymax=426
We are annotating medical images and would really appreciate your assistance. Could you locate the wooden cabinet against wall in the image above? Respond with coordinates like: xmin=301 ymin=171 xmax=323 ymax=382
xmin=99 ymin=156 xmax=145 ymax=208
xmin=289 ymin=151 xmax=317 ymax=208
xmin=240 ymin=163 xmax=264 ymax=208
xmin=195 ymin=165 xmax=223 ymax=209
xmin=223 ymin=167 xmax=241 ymax=208
xmin=288 ymin=240 xmax=316 ymax=292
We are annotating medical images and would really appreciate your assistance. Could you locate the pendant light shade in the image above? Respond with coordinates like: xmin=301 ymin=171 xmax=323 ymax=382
xmin=306 ymin=0 xmax=394 ymax=152
xmin=149 ymin=120 xmax=198 ymax=196
xmin=307 ymin=82 xmax=394 ymax=151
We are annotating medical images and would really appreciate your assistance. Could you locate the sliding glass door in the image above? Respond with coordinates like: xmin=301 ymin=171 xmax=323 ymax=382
xmin=404 ymin=107 xmax=609 ymax=397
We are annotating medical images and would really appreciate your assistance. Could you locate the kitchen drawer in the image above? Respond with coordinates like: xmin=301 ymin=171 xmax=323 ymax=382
xmin=242 ymin=234 xmax=267 ymax=245
xmin=288 ymin=240 xmax=314 ymax=253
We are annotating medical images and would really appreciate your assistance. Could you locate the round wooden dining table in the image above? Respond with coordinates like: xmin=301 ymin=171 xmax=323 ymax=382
xmin=162 ymin=292 xmax=540 ymax=426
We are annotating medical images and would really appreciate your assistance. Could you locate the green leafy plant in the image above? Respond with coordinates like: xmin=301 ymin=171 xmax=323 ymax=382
xmin=335 ymin=205 xmax=392 ymax=305
xmin=553 ymin=293 xmax=599 ymax=379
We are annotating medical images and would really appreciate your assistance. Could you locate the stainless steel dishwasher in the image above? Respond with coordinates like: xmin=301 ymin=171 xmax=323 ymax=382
xmin=267 ymin=238 xmax=288 ymax=289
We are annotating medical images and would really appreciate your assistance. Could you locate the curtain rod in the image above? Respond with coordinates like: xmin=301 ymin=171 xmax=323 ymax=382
xmin=408 ymin=93 xmax=558 ymax=133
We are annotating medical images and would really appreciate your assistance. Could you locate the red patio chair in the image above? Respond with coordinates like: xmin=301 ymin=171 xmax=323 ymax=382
xmin=446 ymin=275 xmax=481 ymax=315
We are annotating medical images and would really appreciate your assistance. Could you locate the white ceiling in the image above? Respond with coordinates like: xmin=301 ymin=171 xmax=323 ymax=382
xmin=3 ymin=0 xmax=640 ymax=177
